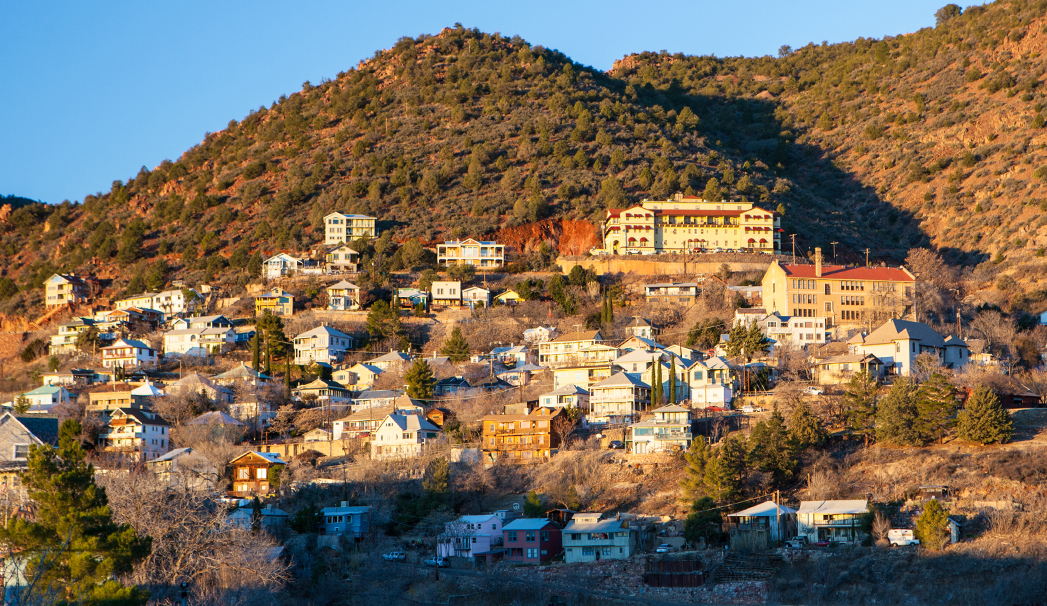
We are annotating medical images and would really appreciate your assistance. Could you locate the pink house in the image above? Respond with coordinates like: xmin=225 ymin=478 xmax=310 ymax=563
xmin=503 ymin=518 xmax=562 ymax=564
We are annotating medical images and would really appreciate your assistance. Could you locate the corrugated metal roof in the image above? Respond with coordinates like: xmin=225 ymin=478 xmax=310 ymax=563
xmin=503 ymin=518 xmax=556 ymax=531
xmin=796 ymin=500 xmax=868 ymax=515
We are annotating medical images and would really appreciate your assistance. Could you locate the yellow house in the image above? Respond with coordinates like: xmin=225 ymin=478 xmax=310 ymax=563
xmin=436 ymin=239 xmax=505 ymax=268
xmin=495 ymin=289 xmax=524 ymax=305
xmin=255 ymin=288 xmax=295 ymax=317
xmin=325 ymin=213 xmax=377 ymax=245
xmin=44 ymin=274 xmax=91 ymax=308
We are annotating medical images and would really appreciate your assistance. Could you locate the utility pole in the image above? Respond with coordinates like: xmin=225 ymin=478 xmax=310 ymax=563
xmin=790 ymin=235 xmax=797 ymax=265
xmin=830 ymin=241 xmax=838 ymax=262
xmin=864 ymin=249 xmax=870 ymax=267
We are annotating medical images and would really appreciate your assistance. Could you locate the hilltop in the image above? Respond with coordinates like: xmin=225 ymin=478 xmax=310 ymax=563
xmin=4 ymin=3 xmax=1047 ymax=318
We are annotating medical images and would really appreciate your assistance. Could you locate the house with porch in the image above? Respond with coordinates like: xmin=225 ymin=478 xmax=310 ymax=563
xmin=293 ymin=325 xmax=355 ymax=365
xmin=437 ymin=514 xmax=504 ymax=558
xmin=627 ymin=405 xmax=692 ymax=454
xmin=796 ymin=500 xmax=869 ymax=544
xmin=432 ymin=281 xmax=462 ymax=306
xmin=562 ymin=513 xmax=639 ymax=563
xmin=100 ymin=338 xmax=159 ymax=370
xmin=812 ymin=354 xmax=884 ymax=385
xmin=321 ymin=503 xmax=372 ymax=538
xmin=324 ymin=244 xmax=361 ymax=274
xmin=539 ymin=384 xmax=590 ymax=413
xmin=588 ymin=372 xmax=651 ymax=426
xmin=254 ymin=289 xmax=295 ymax=317
xmin=726 ymin=501 xmax=797 ymax=548
xmin=539 ymin=330 xmax=606 ymax=367
xmin=98 ymin=408 xmax=171 ymax=462
xmin=436 ymin=239 xmax=505 ymax=268
xmin=326 ymin=281 xmax=361 ymax=310
xmin=371 ymin=414 xmax=442 ymax=460
xmin=687 ymin=357 xmax=736 ymax=408
xmin=263 ymin=253 xmax=303 ymax=280
xmin=848 ymin=319 xmax=968 ymax=376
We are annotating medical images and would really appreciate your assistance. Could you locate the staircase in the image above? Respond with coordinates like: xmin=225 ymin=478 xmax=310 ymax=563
xmin=709 ymin=553 xmax=782 ymax=584
xmin=28 ymin=304 xmax=70 ymax=330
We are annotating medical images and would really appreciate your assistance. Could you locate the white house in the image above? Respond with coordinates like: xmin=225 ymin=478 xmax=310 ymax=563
xmin=170 ymin=315 xmax=233 ymax=330
xmin=100 ymin=338 xmax=159 ymax=369
xmin=163 ymin=326 xmax=236 ymax=357
xmin=324 ymin=212 xmax=377 ymax=245
xmin=796 ymin=500 xmax=868 ymax=544
xmin=848 ymin=319 xmax=968 ymax=376
xmin=727 ymin=501 xmax=797 ymax=546
xmin=539 ymin=384 xmax=590 ymax=412
xmin=625 ymin=317 xmax=658 ymax=340
xmin=321 ymin=503 xmax=372 ymax=538
xmin=263 ymin=253 xmax=303 ymax=280
xmin=366 ymin=351 xmax=412 ymax=372
xmin=588 ymin=372 xmax=651 ymax=426
xmin=628 ymin=404 xmax=692 ymax=454
xmin=371 ymin=414 xmax=441 ymax=460
xmin=326 ymin=281 xmax=361 ymax=310
xmin=523 ymin=326 xmax=558 ymax=344
xmin=437 ymin=514 xmax=503 ymax=558
xmin=293 ymin=325 xmax=355 ymax=365
xmin=432 ymin=281 xmax=462 ymax=306
xmin=227 ymin=504 xmax=289 ymax=532
xmin=98 ymin=408 xmax=171 ymax=462
xmin=687 ymin=357 xmax=735 ymax=408
xmin=754 ymin=311 xmax=829 ymax=349
xmin=13 ymin=385 xmax=72 ymax=412
xmin=462 ymin=286 xmax=491 ymax=308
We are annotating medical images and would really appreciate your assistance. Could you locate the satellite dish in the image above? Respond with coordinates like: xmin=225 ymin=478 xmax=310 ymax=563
xmin=513 ymin=503 xmax=520 ymax=511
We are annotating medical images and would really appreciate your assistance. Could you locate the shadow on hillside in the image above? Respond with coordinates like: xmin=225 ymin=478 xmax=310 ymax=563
xmin=774 ymin=548 xmax=1047 ymax=605
xmin=631 ymin=84 xmax=930 ymax=265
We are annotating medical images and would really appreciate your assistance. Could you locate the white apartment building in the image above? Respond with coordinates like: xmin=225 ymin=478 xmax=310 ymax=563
xmin=538 ymin=330 xmax=606 ymax=366
xmin=588 ymin=372 xmax=651 ymax=425
xmin=436 ymin=239 xmax=505 ymax=268
xmin=324 ymin=212 xmax=377 ymax=245
xmin=99 ymin=408 xmax=171 ymax=462
xmin=371 ymin=414 xmax=442 ymax=460
xmin=293 ymin=325 xmax=355 ymax=365
xmin=162 ymin=326 xmax=236 ymax=357
xmin=100 ymin=339 xmax=159 ymax=370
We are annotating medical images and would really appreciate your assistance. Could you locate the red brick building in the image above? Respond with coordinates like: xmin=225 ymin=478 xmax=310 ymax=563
xmin=502 ymin=518 xmax=562 ymax=564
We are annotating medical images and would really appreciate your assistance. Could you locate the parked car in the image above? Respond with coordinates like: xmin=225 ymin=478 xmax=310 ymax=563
xmin=803 ymin=386 xmax=825 ymax=396
xmin=424 ymin=557 xmax=448 ymax=568
xmin=784 ymin=537 xmax=809 ymax=549
xmin=887 ymin=529 xmax=920 ymax=547
xmin=655 ymin=544 xmax=673 ymax=554
xmin=382 ymin=551 xmax=406 ymax=562
xmin=813 ymin=540 xmax=831 ymax=548
xmin=705 ymin=406 xmax=724 ymax=412
xmin=742 ymin=405 xmax=765 ymax=414
xmin=714 ymin=247 xmax=724 ymax=253
xmin=608 ymin=440 xmax=625 ymax=449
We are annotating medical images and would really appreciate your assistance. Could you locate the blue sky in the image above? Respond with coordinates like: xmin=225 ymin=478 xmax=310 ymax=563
xmin=1 ymin=0 xmax=950 ymax=204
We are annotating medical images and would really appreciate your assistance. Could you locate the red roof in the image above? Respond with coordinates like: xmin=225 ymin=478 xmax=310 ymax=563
xmin=781 ymin=264 xmax=914 ymax=281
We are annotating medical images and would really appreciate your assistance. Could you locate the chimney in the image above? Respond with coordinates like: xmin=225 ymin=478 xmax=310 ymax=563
xmin=814 ymin=247 xmax=823 ymax=278
xmin=341 ymin=501 xmax=348 ymax=508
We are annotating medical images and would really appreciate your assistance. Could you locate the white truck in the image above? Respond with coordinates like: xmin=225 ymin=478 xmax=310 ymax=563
xmin=887 ymin=529 xmax=920 ymax=547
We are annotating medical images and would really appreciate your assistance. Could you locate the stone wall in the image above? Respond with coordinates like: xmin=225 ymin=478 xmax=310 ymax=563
xmin=556 ymin=255 xmax=780 ymax=277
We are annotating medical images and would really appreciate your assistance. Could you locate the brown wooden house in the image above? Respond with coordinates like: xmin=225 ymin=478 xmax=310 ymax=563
xmin=230 ymin=451 xmax=286 ymax=496
xmin=481 ymin=407 xmax=565 ymax=464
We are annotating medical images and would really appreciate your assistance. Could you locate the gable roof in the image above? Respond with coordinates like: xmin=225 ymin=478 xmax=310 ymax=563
xmin=380 ymin=414 xmax=440 ymax=432
xmin=102 ymin=338 xmax=153 ymax=351
xmin=231 ymin=451 xmax=286 ymax=466
xmin=327 ymin=280 xmax=360 ymax=291
xmin=502 ymin=518 xmax=556 ymax=531
xmin=149 ymin=446 xmax=194 ymax=464
xmin=296 ymin=379 xmax=349 ymax=391
xmin=814 ymin=354 xmax=882 ymax=367
xmin=591 ymin=372 xmax=650 ymax=389
xmin=7 ymin=414 xmax=59 ymax=446
xmin=295 ymin=325 xmax=352 ymax=340
xmin=367 ymin=351 xmax=412 ymax=364
xmin=211 ymin=363 xmax=271 ymax=382
xmin=778 ymin=262 xmax=915 ymax=282
xmin=727 ymin=501 xmax=798 ymax=517
xmin=855 ymin=319 xmax=947 ymax=348
xmin=111 ymin=408 xmax=170 ymax=427
xmin=551 ymin=330 xmax=603 ymax=343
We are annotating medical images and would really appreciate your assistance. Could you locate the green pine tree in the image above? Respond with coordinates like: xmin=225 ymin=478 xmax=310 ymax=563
xmin=876 ymin=377 xmax=921 ymax=446
xmin=0 ymin=420 xmax=151 ymax=606
xmin=956 ymin=384 xmax=1014 ymax=445
xmin=405 ymin=359 xmax=436 ymax=400
xmin=743 ymin=324 xmax=771 ymax=361
xmin=523 ymin=490 xmax=546 ymax=517
xmin=440 ymin=326 xmax=471 ymax=362
xmin=704 ymin=434 xmax=747 ymax=502
xmin=682 ymin=496 xmax=722 ymax=546
xmin=251 ymin=333 xmax=261 ymax=371
xmin=747 ymin=405 xmax=796 ymax=485
xmin=669 ymin=357 xmax=677 ymax=405
xmin=916 ymin=373 xmax=958 ymax=444
xmin=422 ymin=457 xmax=450 ymax=507
xmin=679 ymin=438 xmax=710 ymax=503
xmin=788 ymin=401 xmax=829 ymax=449
xmin=724 ymin=322 xmax=748 ymax=359
xmin=915 ymin=499 xmax=950 ymax=551
xmin=843 ymin=370 xmax=879 ymax=446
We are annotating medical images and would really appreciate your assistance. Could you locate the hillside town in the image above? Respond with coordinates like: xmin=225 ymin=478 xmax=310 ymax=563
xmin=2 ymin=191 xmax=1045 ymax=605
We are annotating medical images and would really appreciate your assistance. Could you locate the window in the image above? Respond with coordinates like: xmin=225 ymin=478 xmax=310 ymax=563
xmin=13 ymin=444 xmax=29 ymax=460
xmin=582 ymin=547 xmax=594 ymax=556
xmin=508 ymin=531 xmax=517 ymax=542
xmin=237 ymin=468 xmax=249 ymax=479
xmin=541 ymin=531 xmax=549 ymax=542
xmin=825 ymin=284 xmax=831 ymax=295
xmin=526 ymin=531 xmax=536 ymax=542
xmin=257 ymin=468 xmax=267 ymax=479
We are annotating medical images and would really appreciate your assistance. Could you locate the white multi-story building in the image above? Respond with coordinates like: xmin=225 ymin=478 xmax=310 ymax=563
xmin=263 ymin=253 xmax=303 ymax=280
xmin=115 ymin=289 xmax=200 ymax=316
xmin=371 ymin=414 xmax=441 ymax=460
xmin=848 ymin=319 xmax=968 ymax=376
xmin=293 ymin=325 xmax=355 ymax=366
xmin=436 ymin=239 xmax=505 ymax=268
xmin=538 ymin=384 xmax=590 ymax=412
xmin=324 ymin=213 xmax=377 ymax=245
xmin=100 ymin=339 xmax=159 ymax=370
xmin=98 ymin=408 xmax=171 ymax=462
xmin=432 ymin=281 xmax=461 ymax=306
xmin=687 ymin=357 xmax=735 ymax=408
xmin=163 ymin=326 xmax=236 ymax=357
xmin=588 ymin=372 xmax=651 ymax=425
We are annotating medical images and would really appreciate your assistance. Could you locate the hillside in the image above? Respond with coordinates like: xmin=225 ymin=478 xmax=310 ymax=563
xmin=614 ymin=0 xmax=1047 ymax=281
xmin=4 ymin=4 xmax=1047 ymax=318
